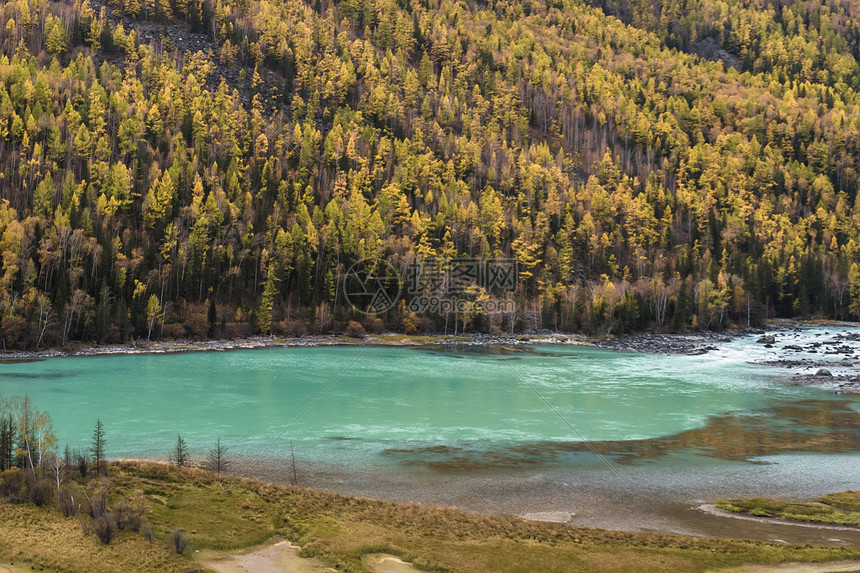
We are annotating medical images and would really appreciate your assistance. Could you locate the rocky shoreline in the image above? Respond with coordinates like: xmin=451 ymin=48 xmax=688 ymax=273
xmin=591 ymin=330 xmax=755 ymax=354
xmin=746 ymin=328 xmax=860 ymax=393
xmin=0 ymin=328 xmax=758 ymax=360
xmin=0 ymin=332 xmax=588 ymax=361
xmin=0 ymin=322 xmax=857 ymax=366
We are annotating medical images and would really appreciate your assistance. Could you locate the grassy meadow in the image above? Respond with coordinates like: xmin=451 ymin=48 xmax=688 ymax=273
xmin=1 ymin=462 xmax=860 ymax=572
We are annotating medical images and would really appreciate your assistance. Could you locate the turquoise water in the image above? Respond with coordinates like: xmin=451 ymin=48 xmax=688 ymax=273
xmin=0 ymin=330 xmax=857 ymax=467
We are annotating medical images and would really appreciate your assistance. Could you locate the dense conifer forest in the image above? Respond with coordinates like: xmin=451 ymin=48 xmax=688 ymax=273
xmin=0 ymin=0 xmax=859 ymax=347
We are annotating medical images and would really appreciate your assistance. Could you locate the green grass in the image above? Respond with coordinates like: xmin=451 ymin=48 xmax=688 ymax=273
xmin=2 ymin=463 xmax=860 ymax=572
xmin=110 ymin=467 xmax=277 ymax=550
xmin=375 ymin=334 xmax=443 ymax=344
xmin=717 ymin=491 xmax=860 ymax=527
xmin=0 ymin=502 xmax=188 ymax=572
xmin=822 ymin=491 xmax=860 ymax=511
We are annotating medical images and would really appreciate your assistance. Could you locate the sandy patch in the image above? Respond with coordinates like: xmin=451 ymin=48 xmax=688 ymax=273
xmin=519 ymin=511 xmax=575 ymax=523
xmin=362 ymin=553 xmax=423 ymax=573
xmin=0 ymin=566 xmax=27 ymax=573
xmin=197 ymin=540 xmax=423 ymax=573
xmin=196 ymin=537 xmax=335 ymax=573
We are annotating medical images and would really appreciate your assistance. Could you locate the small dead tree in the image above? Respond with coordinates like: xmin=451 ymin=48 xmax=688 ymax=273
xmin=289 ymin=440 xmax=298 ymax=486
xmin=207 ymin=437 xmax=230 ymax=475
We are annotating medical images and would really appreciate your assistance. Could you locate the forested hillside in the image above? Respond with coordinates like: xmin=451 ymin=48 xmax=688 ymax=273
xmin=0 ymin=0 xmax=859 ymax=347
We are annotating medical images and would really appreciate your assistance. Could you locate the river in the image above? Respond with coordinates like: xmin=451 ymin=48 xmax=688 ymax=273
xmin=2 ymin=327 xmax=859 ymax=544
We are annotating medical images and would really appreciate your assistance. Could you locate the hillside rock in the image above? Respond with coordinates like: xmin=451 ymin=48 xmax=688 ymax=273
xmin=693 ymin=37 xmax=741 ymax=70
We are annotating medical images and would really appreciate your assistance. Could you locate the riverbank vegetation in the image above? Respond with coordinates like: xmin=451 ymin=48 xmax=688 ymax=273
xmin=2 ymin=460 xmax=860 ymax=572
xmin=718 ymin=491 xmax=860 ymax=528
xmin=1 ymin=0 xmax=859 ymax=349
